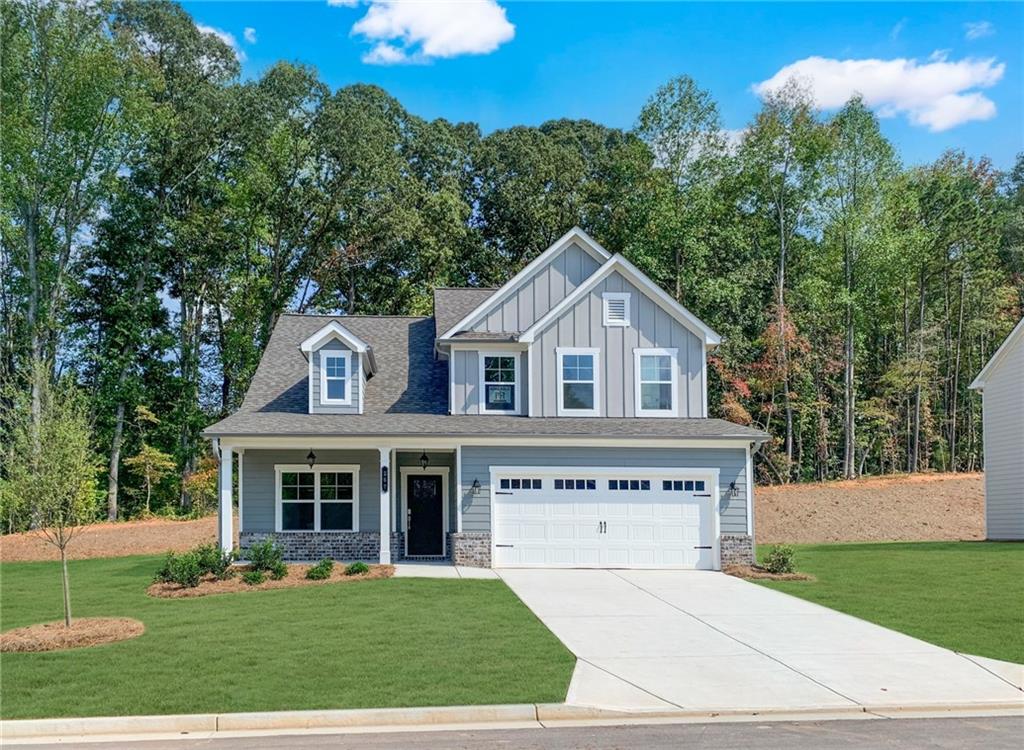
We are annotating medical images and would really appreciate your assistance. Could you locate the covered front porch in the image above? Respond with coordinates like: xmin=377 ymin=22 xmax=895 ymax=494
xmin=213 ymin=440 xmax=472 ymax=565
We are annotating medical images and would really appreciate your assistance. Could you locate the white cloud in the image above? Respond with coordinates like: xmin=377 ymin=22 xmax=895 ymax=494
xmin=753 ymin=55 xmax=1004 ymax=132
xmin=964 ymin=21 xmax=995 ymax=41
xmin=889 ymin=18 xmax=907 ymax=41
xmin=244 ymin=27 xmax=257 ymax=44
xmin=327 ymin=0 xmax=360 ymax=6
xmin=349 ymin=0 xmax=515 ymax=65
xmin=196 ymin=23 xmax=246 ymax=62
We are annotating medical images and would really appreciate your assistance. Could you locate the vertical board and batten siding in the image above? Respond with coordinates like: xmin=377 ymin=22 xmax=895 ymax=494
xmin=980 ymin=332 xmax=1024 ymax=539
xmin=395 ymin=451 xmax=457 ymax=533
xmin=470 ymin=242 xmax=601 ymax=333
xmin=310 ymin=339 xmax=360 ymax=415
xmin=241 ymin=449 xmax=379 ymax=533
xmin=450 ymin=350 xmax=479 ymax=415
xmin=532 ymin=271 xmax=705 ymax=418
xmin=459 ymin=446 xmax=749 ymax=535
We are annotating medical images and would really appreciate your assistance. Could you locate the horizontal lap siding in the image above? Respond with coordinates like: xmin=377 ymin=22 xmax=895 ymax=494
xmin=981 ymin=334 xmax=1024 ymax=539
xmin=241 ymin=449 xmax=380 ymax=533
xmin=311 ymin=340 xmax=360 ymax=415
xmin=460 ymin=446 xmax=748 ymax=535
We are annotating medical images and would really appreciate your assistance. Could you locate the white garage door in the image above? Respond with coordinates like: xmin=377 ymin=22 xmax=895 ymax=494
xmin=492 ymin=471 xmax=717 ymax=569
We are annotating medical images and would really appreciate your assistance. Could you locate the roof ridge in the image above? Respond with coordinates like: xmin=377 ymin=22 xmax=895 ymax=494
xmin=433 ymin=286 xmax=499 ymax=291
xmin=280 ymin=313 xmax=432 ymax=320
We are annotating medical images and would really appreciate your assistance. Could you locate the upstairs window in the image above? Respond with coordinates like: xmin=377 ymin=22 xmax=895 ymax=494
xmin=635 ymin=348 xmax=678 ymax=417
xmin=321 ymin=352 xmax=352 ymax=406
xmin=557 ymin=348 xmax=599 ymax=416
xmin=481 ymin=353 xmax=519 ymax=413
xmin=603 ymin=292 xmax=631 ymax=327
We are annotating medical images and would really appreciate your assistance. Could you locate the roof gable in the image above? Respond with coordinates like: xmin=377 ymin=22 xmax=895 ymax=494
xmin=518 ymin=255 xmax=722 ymax=346
xmin=971 ymin=316 xmax=1024 ymax=390
xmin=437 ymin=227 xmax=611 ymax=340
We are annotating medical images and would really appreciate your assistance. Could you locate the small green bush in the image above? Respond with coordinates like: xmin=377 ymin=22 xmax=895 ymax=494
xmin=167 ymin=551 xmax=203 ymax=588
xmin=306 ymin=559 xmax=334 ymax=580
xmin=195 ymin=542 xmax=235 ymax=580
xmin=153 ymin=551 xmax=176 ymax=583
xmin=242 ymin=569 xmax=266 ymax=586
xmin=763 ymin=544 xmax=796 ymax=574
xmin=269 ymin=560 xmax=288 ymax=580
xmin=247 ymin=538 xmax=283 ymax=572
xmin=345 ymin=561 xmax=370 ymax=576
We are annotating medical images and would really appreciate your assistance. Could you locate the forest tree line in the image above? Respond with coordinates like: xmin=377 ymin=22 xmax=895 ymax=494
xmin=2 ymin=0 xmax=1022 ymax=527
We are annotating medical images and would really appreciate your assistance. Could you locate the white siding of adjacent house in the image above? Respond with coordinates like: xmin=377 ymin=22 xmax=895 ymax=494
xmin=980 ymin=331 xmax=1024 ymax=539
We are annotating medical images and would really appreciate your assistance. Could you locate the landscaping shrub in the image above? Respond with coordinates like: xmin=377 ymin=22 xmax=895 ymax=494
xmin=763 ymin=544 xmax=796 ymax=574
xmin=242 ymin=570 xmax=266 ymax=586
xmin=247 ymin=538 xmax=283 ymax=572
xmin=345 ymin=561 xmax=370 ymax=576
xmin=194 ymin=543 xmax=235 ymax=580
xmin=153 ymin=552 xmax=176 ymax=583
xmin=167 ymin=551 xmax=203 ymax=588
xmin=306 ymin=559 xmax=334 ymax=580
xmin=269 ymin=560 xmax=288 ymax=580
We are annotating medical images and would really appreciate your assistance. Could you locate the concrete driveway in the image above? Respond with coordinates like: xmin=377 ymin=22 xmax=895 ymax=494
xmin=497 ymin=569 xmax=1024 ymax=712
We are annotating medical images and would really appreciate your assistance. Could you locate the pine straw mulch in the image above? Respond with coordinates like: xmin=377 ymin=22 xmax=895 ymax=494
xmin=724 ymin=564 xmax=816 ymax=582
xmin=1 ymin=618 xmax=145 ymax=653
xmin=147 ymin=563 xmax=394 ymax=598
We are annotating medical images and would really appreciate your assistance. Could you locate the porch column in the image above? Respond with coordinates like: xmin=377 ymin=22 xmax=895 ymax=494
xmin=218 ymin=442 xmax=234 ymax=554
xmin=378 ymin=447 xmax=392 ymax=564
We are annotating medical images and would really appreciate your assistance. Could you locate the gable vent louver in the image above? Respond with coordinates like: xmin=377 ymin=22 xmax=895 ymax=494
xmin=603 ymin=293 xmax=631 ymax=327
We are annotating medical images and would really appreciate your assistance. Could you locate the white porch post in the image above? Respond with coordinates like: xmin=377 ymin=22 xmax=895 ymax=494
xmin=378 ymin=447 xmax=392 ymax=564
xmin=218 ymin=442 xmax=234 ymax=554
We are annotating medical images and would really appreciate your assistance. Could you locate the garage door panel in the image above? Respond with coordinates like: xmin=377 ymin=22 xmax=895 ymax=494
xmin=493 ymin=470 xmax=717 ymax=570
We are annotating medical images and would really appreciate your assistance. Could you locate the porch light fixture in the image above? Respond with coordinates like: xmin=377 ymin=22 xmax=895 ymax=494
xmin=728 ymin=481 xmax=740 ymax=499
xmin=471 ymin=478 xmax=481 ymax=495
xmin=419 ymin=451 xmax=430 ymax=470
xmin=306 ymin=449 xmax=317 ymax=469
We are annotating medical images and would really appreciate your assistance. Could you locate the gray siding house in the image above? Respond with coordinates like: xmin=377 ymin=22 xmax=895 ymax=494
xmin=204 ymin=228 xmax=768 ymax=569
xmin=970 ymin=317 xmax=1024 ymax=540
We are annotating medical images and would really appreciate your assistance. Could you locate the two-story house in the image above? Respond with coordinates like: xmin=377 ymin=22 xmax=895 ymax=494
xmin=203 ymin=228 xmax=768 ymax=569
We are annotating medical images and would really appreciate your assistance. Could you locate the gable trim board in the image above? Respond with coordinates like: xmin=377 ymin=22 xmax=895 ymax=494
xmin=970 ymin=316 xmax=1024 ymax=390
xmin=518 ymin=254 xmax=721 ymax=347
xmin=438 ymin=227 xmax=612 ymax=340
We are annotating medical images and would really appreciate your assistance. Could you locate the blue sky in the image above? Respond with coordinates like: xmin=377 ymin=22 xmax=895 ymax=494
xmin=182 ymin=1 xmax=1023 ymax=169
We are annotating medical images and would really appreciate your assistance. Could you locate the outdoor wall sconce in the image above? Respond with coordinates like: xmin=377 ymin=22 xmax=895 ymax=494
xmin=419 ymin=450 xmax=430 ymax=470
xmin=728 ymin=481 xmax=740 ymax=499
xmin=471 ymin=478 xmax=481 ymax=495
xmin=306 ymin=449 xmax=317 ymax=468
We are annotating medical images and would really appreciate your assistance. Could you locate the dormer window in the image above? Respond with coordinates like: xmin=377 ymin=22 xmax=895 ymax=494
xmin=603 ymin=292 xmax=631 ymax=327
xmin=321 ymin=352 xmax=352 ymax=406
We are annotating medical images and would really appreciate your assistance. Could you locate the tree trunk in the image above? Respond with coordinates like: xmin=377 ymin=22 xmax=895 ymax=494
xmin=60 ymin=544 xmax=71 ymax=627
xmin=106 ymin=401 xmax=125 ymax=521
xmin=842 ymin=237 xmax=855 ymax=479
xmin=910 ymin=264 xmax=927 ymax=473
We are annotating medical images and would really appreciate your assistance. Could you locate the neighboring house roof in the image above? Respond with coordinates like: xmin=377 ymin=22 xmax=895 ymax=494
xmin=971 ymin=317 xmax=1024 ymax=391
xmin=432 ymin=287 xmax=497 ymax=339
xmin=518 ymin=254 xmax=722 ymax=347
xmin=202 ymin=311 xmax=767 ymax=442
xmin=437 ymin=227 xmax=612 ymax=340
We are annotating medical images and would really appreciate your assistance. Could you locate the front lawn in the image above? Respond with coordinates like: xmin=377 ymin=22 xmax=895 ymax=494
xmin=755 ymin=541 xmax=1024 ymax=664
xmin=0 ymin=555 xmax=575 ymax=720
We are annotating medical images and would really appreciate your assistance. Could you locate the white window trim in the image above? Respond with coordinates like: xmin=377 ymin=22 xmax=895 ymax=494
xmin=320 ymin=350 xmax=353 ymax=406
xmin=634 ymin=347 xmax=679 ymax=418
xmin=602 ymin=292 xmax=631 ymax=327
xmin=556 ymin=347 xmax=600 ymax=417
xmin=479 ymin=351 xmax=521 ymax=415
xmin=274 ymin=463 xmax=360 ymax=533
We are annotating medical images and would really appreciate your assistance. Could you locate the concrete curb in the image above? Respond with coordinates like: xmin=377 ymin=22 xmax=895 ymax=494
xmin=3 ymin=700 xmax=1022 ymax=741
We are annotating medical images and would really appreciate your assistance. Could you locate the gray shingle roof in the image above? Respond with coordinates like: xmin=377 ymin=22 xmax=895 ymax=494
xmin=432 ymin=287 xmax=496 ymax=338
xmin=202 ymin=312 xmax=768 ymax=442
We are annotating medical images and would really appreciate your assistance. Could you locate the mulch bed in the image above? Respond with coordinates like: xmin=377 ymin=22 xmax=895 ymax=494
xmin=147 ymin=563 xmax=394 ymax=598
xmin=1 ymin=618 xmax=145 ymax=653
xmin=724 ymin=564 xmax=816 ymax=582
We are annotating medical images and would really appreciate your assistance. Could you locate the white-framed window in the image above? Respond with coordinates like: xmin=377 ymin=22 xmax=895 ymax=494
xmin=275 ymin=464 xmax=359 ymax=532
xmin=556 ymin=347 xmax=600 ymax=416
xmin=479 ymin=352 xmax=520 ymax=414
xmin=634 ymin=347 xmax=679 ymax=417
xmin=602 ymin=292 xmax=631 ymax=327
xmin=320 ymin=350 xmax=353 ymax=406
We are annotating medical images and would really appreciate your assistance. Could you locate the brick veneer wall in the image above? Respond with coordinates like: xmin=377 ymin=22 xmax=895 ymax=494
xmin=720 ymin=533 xmax=755 ymax=566
xmin=240 ymin=531 xmax=403 ymax=563
xmin=451 ymin=532 xmax=491 ymax=567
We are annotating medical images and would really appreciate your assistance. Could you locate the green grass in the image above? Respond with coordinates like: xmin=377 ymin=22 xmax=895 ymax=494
xmin=0 ymin=555 xmax=575 ymax=720
xmin=755 ymin=541 xmax=1024 ymax=664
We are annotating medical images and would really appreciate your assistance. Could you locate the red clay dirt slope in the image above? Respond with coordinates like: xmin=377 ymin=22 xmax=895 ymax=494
xmin=756 ymin=472 xmax=984 ymax=544
xmin=1 ymin=474 xmax=984 ymax=561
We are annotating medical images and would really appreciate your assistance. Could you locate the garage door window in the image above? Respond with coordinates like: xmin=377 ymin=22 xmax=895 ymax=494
xmin=499 ymin=478 xmax=543 ymax=490
xmin=608 ymin=479 xmax=651 ymax=491
xmin=662 ymin=479 xmax=706 ymax=492
xmin=555 ymin=478 xmax=596 ymax=490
